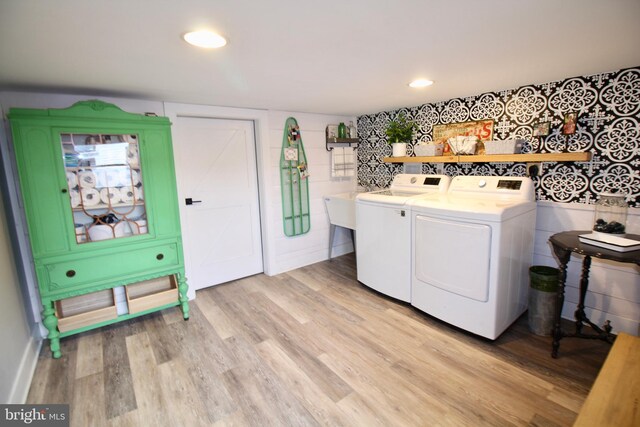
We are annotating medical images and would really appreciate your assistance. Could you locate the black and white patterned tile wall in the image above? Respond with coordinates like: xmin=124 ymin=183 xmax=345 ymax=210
xmin=356 ymin=67 xmax=640 ymax=207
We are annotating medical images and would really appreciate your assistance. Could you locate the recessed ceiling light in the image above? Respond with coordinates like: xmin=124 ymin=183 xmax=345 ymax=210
xmin=183 ymin=30 xmax=227 ymax=48
xmin=409 ymin=79 xmax=434 ymax=88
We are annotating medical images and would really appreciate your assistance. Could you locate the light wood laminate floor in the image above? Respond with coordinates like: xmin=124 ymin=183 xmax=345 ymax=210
xmin=27 ymin=254 xmax=611 ymax=426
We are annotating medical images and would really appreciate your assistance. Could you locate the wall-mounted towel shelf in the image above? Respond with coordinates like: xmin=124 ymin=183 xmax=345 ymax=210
xmin=325 ymin=125 xmax=358 ymax=151
xmin=326 ymin=137 xmax=359 ymax=151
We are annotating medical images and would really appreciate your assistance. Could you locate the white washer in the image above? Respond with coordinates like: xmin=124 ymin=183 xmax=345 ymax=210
xmin=356 ymin=174 xmax=450 ymax=302
xmin=409 ymin=176 xmax=537 ymax=339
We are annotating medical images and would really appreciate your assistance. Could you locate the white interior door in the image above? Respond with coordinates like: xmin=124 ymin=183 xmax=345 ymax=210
xmin=175 ymin=117 xmax=263 ymax=291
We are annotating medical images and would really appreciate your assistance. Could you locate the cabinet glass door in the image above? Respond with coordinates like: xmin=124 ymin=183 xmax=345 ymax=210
xmin=61 ymin=133 xmax=147 ymax=244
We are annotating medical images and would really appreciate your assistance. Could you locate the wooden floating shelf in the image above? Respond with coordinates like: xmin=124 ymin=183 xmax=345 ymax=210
xmin=383 ymin=152 xmax=592 ymax=164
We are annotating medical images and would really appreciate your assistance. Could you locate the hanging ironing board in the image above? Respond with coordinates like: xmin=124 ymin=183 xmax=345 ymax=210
xmin=280 ymin=117 xmax=310 ymax=236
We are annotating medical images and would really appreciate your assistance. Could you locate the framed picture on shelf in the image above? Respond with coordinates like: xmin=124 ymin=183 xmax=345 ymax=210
xmin=533 ymin=122 xmax=550 ymax=137
xmin=562 ymin=112 xmax=578 ymax=135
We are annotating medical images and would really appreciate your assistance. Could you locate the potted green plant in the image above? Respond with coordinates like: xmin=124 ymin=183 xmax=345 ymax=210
xmin=386 ymin=113 xmax=417 ymax=157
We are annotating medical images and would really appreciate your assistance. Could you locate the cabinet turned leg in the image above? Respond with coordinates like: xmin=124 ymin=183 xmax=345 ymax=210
xmin=42 ymin=301 xmax=61 ymax=359
xmin=177 ymin=274 xmax=190 ymax=320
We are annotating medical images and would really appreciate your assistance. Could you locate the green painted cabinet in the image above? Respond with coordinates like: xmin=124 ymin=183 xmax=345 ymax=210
xmin=9 ymin=100 xmax=189 ymax=358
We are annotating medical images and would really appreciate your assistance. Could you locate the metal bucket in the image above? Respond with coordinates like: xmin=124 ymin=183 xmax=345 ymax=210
xmin=528 ymin=266 xmax=560 ymax=336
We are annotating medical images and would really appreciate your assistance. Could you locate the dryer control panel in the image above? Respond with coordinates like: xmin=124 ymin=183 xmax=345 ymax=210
xmin=448 ymin=176 xmax=534 ymax=201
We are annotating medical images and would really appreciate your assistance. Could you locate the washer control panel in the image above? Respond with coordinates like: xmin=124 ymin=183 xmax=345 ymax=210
xmin=497 ymin=180 xmax=523 ymax=190
xmin=389 ymin=174 xmax=451 ymax=193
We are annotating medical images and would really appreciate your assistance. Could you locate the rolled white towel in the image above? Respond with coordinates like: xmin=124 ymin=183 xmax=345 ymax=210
xmin=66 ymin=171 xmax=78 ymax=188
xmin=99 ymin=187 xmax=120 ymax=205
xmin=70 ymin=189 xmax=81 ymax=208
xmin=130 ymin=170 xmax=141 ymax=186
xmin=127 ymin=145 xmax=139 ymax=167
xmin=78 ymin=171 xmax=97 ymax=188
xmin=81 ymin=188 xmax=100 ymax=207
xmin=134 ymin=186 xmax=144 ymax=201
xmin=119 ymin=186 xmax=135 ymax=203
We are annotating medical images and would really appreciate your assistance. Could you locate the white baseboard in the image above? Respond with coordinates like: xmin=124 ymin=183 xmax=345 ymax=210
xmin=8 ymin=335 xmax=42 ymax=403
xmin=267 ymin=242 xmax=354 ymax=276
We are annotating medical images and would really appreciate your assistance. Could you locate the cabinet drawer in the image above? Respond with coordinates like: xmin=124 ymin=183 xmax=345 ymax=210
xmin=55 ymin=289 xmax=117 ymax=333
xmin=44 ymin=243 xmax=179 ymax=292
xmin=125 ymin=275 xmax=178 ymax=314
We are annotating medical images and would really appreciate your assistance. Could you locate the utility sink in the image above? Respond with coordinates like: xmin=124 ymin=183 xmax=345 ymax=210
xmin=324 ymin=191 xmax=359 ymax=230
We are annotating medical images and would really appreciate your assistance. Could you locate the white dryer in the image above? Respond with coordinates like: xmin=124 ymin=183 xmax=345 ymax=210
xmin=409 ymin=176 xmax=536 ymax=339
xmin=356 ymin=174 xmax=450 ymax=302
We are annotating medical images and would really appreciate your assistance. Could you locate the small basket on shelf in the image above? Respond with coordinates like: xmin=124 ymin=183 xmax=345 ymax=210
xmin=483 ymin=139 xmax=524 ymax=155
xmin=414 ymin=142 xmax=444 ymax=157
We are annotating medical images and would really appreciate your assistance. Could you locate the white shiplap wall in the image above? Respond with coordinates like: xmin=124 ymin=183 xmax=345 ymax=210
xmin=267 ymin=111 xmax=357 ymax=274
xmin=0 ymin=94 xmax=359 ymax=332
xmin=534 ymin=200 xmax=640 ymax=336
xmin=3 ymin=91 xmax=636 ymax=347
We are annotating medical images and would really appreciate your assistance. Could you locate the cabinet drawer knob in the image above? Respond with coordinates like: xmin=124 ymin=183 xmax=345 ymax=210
xmin=156 ymin=253 xmax=164 ymax=260
xmin=66 ymin=270 xmax=76 ymax=277
xmin=61 ymin=188 xmax=68 ymax=194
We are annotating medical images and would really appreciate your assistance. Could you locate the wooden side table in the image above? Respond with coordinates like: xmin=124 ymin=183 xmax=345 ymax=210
xmin=548 ymin=230 xmax=640 ymax=358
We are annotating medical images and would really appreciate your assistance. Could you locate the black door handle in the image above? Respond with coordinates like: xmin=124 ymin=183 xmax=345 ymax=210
xmin=185 ymin=198 xmax=202 ymax=205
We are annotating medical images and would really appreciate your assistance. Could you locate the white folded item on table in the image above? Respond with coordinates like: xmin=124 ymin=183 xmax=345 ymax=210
xmin=578 ymin=233 xmax=640 ymax=252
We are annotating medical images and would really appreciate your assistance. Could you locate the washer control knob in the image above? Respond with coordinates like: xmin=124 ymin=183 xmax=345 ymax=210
xmin=478 ymin=179 xmax=487 ymax=188
xmin=410 ymin=177 xmax=417 ymax=184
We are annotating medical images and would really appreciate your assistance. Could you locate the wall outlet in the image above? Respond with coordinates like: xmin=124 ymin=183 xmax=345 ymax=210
xmin=526 ymin=162 xmax=541 ymax=177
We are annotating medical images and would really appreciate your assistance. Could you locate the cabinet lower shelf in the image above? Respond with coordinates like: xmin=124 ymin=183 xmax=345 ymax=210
xmin=55 ymin=289 xmax=117 ymax=332
xmin=54 ymin=275 xmax=180 ymax=335
xmin=383 ymin=152 xmax=592 ymax=163
xmin=126 ymin=275 xmax=178 ymax=314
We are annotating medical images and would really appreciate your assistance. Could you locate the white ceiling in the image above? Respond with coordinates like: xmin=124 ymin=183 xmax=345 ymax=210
xmin=1 ymin=0 xmax=639 ymax=116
